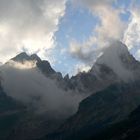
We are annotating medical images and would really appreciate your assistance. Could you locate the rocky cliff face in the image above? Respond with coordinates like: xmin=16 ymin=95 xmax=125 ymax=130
xmin=1 ymin=41 xmax=140 ymax=140
xmin=38 ymin=42 xmax=140 ymax=140
xmin=0 ymin=52 xmax=81 ymax=140
xmin=47 ymin=82 xmax=140 ymax=140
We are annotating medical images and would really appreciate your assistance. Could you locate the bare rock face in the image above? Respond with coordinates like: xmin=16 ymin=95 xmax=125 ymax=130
xmin=66 ymin=41 xmax=140 ymax=96
xmin=1 ymin=41 xmax=140 ymax=140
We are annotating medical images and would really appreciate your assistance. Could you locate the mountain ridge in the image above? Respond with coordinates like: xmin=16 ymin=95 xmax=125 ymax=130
xmin=1 ymin=41 xmax=140 ymax=140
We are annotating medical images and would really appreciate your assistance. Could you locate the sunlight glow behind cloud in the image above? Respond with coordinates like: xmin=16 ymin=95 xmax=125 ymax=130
xmin=0 ymin=0 xmax=66 ymax=63
xmin=68 ymin=0 xmax=140 ymax=74
xmin=0 ymin=0 xmax=140 ymax=74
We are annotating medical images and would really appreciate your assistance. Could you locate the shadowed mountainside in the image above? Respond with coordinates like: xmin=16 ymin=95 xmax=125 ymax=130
xmin=1 ymin=42 xmax=140 ymax=140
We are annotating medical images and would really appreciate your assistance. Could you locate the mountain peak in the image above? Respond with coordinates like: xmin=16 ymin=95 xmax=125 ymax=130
xmin=30 ymin=54 xmax=41 ymax=62
xmin=92 ymin=41 xmax=136 ymax=81
xmin=12 ymin=52 xmax=29 ymax=61
xmin=11 ymin=52 xmax=41 ymax=63
xmin=97 ymin=41 xmax=129 ymax=64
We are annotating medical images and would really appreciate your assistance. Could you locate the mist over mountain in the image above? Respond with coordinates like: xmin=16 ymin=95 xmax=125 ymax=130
xmin=1 ymin=53 xmax=83 ymax=118
xmin=38 ymin=42 xmax=140 ymax=140
xmin=95 ymin=41 xmax=140 ymax=81
xmin=1 ymin=41 xmax=140 ymax=140
xmin=65 ymin=41 xmax=140 ymax=97
xmin=0 ymin=0 xmax=140 ymax=139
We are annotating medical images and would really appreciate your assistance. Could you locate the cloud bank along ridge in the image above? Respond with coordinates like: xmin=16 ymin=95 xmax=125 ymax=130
xmin=0 ymin=0 xmax=140 ymax=74
xmin=0 ymin=60 xmax=83 ymax=118
xmin=70 ymin=0 xmax=140 ymax=73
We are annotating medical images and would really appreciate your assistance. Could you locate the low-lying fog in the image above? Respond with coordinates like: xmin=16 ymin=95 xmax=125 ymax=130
xmin=0 ymin=60 xmax=83 ymax=119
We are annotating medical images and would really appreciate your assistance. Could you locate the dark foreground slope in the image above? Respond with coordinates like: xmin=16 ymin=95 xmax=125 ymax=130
xmin=88 ymin=104 xmax=140 ymax=140
xmin=1 ymin=42 xmax=140 ymax=140
xmin=0 ymin=83 xmax=25 ymax=140
xmin=40 ymin=82 xmax=140 ymax=140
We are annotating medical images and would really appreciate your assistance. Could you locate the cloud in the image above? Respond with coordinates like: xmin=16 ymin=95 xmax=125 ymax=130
xmin=135 ymin=49 xmax=140 ymax=59
xmin=0 ymin=0 xmax=66 ymax=63
xmin=96 ymin=41 xmax=134 ymax=81
xmin=0 ymin=61 xmax=83 ymax=118
xmin=73 ymin=63 xmax=91 ymax=75
xmin=76 ymin=0 xmax=124 ymax=43
xmin=7 ymin=60 xmax=37 ymax=69
xmin=69 ymin=0 xmax=125 ymax=67
xmin=69 ymin=37 xmax=99 ymax=64
xmin=123 ymin=5 xmax=140 ymax=51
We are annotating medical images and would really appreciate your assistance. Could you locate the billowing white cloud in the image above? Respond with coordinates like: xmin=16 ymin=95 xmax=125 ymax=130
xmin=73 ymin=63 xmax=91 ymax=75
xmin=7 ymin=60 xmax=37 ymax=69
xmin=0 ymin=61 xmax=83 ymax=118
xmin=123 ymin=5 xmax=140 ymax=51
xmin=69 ymin=37 xmax=99 ymax=64
xmin=70 ymin=0 xmax=125 ymax=72
xmin=136 ymin=49 xmax=140 ymax=59
xmin=0 ymin=0 xmax=66 ymax=63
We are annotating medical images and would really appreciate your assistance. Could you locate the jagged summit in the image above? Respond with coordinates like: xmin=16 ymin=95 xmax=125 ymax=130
xmin=96 ymin=41 xmax=130 ymax=65
xmin=12 ymin=52 xmax=29 ymax=62
xmin=30 ymin=54 xmax=41 ymax=62
xmin=8 ymin=52 xmax=57 ymax=76
xmin=91 ymin=41 xmax=140 ymax=80
xmin=11 ymin=52 xmax=41 ymax=63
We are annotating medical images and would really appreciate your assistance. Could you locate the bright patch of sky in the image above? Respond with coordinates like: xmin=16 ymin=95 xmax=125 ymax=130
xmin=53 ymin=1 xmax=99 ymax=75
xmin=52 ymin=0 xmax=140 ymax=75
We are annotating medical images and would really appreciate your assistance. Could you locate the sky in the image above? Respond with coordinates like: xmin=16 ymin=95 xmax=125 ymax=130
xmin=0 ymin=0 xmax=140 ymax=75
